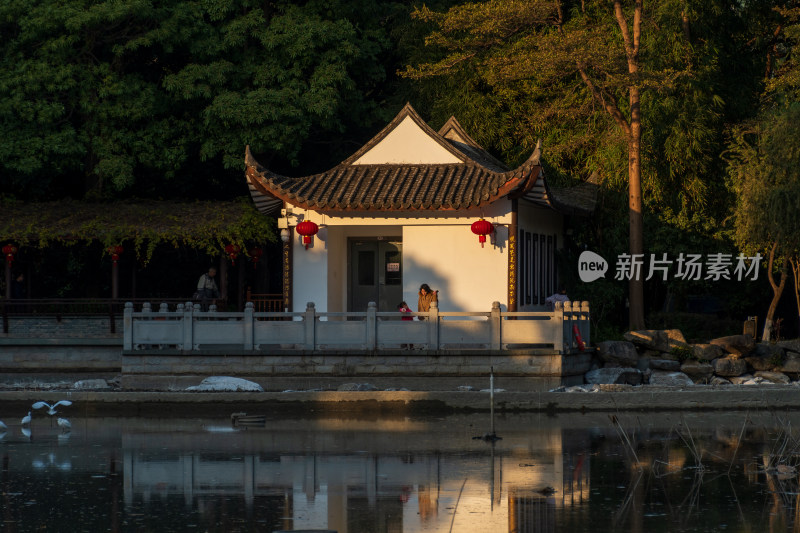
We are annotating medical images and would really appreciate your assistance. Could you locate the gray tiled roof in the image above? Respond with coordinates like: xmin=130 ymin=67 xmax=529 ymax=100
xmin=245 ymin=104 xmax=593 ymax=215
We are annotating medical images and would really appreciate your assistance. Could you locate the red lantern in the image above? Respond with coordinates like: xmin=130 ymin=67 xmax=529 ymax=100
xmin=2 ymin=244 xmax=17 ymax=265
xmin=106 ymin=245 xmax=123 ymax=264
xmin=470 ymin=219 xmax=494 ymax=247
xmin=249 ymin=246 xmax=263 ymax=269
xmin=225 ymin=244 xmax=241 ymax=264
xmin=295 ymin=220 xmax=319 ymax=249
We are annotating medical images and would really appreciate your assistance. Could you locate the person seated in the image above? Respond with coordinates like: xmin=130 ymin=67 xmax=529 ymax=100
xmin=545 ymin=287 xmax=569 ymax=311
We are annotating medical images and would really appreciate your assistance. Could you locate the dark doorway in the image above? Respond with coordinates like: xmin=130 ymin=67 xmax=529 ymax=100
xmin=349 ymin=238 xmax=402 ymax=312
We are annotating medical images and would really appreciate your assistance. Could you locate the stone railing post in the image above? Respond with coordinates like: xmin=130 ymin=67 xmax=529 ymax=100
xmin=141 ymin=302 xmax=152 ymax=346
xmin=490 ymin=301 xmax=501 ymax=350
xmin=123 ymin=302 xmax=133 ymax=350
xmin=304 ymin=302 xmax=316 ymax=350
xmin=428 ymin=300 xmax=439 ymax=350
xmin=553 ymin=300 xmax=565 ymax=354
xmin=366 ymin=301 xmax=377 ymax=350
xmin=243 ymin=301 xmax=254 ymax=350
xmin=182 ymin=301 xmax=194 ymax=351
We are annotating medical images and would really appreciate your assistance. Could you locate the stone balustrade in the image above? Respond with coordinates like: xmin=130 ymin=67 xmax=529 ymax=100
xmin=123 ymin=300 xmax=590 ymax=354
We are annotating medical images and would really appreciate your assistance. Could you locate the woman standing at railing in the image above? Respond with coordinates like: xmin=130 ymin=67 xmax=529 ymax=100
xmin=417 ymin=283 xmax=438 ymax=320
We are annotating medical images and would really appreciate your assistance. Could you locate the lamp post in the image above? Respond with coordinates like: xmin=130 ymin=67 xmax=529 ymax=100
xmin=3 ymin=244 xmax=17 ymax=299
xmin=107 ymin=245 xmax=123 ymax=299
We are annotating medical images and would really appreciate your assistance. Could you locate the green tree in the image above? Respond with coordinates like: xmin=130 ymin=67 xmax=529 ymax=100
xmin=726 ymin=3 xmax=800 ymax=341
xmin=404 ymin=0 xmax=791 ymax=330
xmin=404 ymin=0 xmax=738 ymax=329
xmin=728 ymin=104 xmax=800 ymax=341
xmin=0 ymin=0 xmax=398 ymax=201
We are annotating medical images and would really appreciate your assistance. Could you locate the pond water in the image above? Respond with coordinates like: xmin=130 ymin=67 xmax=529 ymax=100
xmin=1 ymin=408 xmax=799 ymax=532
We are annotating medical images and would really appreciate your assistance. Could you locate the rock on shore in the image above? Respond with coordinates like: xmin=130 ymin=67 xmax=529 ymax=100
xmin=581 ymin=330 xmax=800 ymax=389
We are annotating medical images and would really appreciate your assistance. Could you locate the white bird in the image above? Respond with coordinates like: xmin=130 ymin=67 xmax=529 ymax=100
xmin=57 ymin=417 xmax=71 ymax=432
xmin=21 ymin=411 xmax=31 ymax=425
xmin=32 ymin=400 xmax=72 ymax=416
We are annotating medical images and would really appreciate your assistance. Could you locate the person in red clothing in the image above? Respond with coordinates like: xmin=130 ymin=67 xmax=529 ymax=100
xmin=398 ymin=301 xmax=414 ymax=349
xmin=397 ymin=301 xmax=413 ymax=320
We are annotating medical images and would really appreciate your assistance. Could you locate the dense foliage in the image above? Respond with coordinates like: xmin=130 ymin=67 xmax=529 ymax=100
xmin=0 ymin=198 xmax=275 ymax=263
xmin=404 ymin=0 xmax=800 ymax=336
xmin=1 ymin=0 xmax=799 ymax=335
xmin=0 ymin=0 xmax=403 ymax=201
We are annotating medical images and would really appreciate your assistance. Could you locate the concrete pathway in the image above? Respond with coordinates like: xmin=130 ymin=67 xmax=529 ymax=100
xmin=1 ymin=385 xmax=799 ymax=414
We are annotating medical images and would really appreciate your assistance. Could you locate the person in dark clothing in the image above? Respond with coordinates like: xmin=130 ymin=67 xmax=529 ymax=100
xmin=195 ymin=267 xmax=220 ymax=310
xmin=11 ymin=272 xmax=25 ymax=299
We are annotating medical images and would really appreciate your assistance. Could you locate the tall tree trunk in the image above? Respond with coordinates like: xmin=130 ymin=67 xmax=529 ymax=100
xmin=628 ymin=89 xmax=644 ymax=330
xmin=578 ymin=1 xmax=645 ymax=329
xmin=615 ymin=0 xmax=645 ymax=330
xmin=763 ymin=242 xmax=787 ymax=341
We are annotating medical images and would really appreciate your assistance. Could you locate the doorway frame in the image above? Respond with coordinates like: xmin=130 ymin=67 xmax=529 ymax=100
xmin=346 ymin=236 xmax=403 ymax=312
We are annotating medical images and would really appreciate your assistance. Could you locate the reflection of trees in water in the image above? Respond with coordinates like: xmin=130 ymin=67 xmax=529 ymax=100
xmin=606 ymin=413 xmax=800 ymax=533
xmin=758 ymin=418 xmax=800 ymax=533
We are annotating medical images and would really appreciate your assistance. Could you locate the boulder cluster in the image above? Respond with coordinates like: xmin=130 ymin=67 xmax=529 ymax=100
xmin=588 ymin=330 xmax=800 ymax=387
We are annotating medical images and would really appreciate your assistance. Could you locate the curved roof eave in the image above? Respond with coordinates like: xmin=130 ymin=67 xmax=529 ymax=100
xmin=244 ymin=130 xmax=548 ymax=215
xmin=245 ymin=159 xmax=532 ymax=213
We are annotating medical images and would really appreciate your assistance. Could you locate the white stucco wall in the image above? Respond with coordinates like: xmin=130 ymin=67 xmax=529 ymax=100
xmin=290 ymin=216 xmax=329 ymax=313
xmin=290 ymin=204 xmax=512 ymax=313
xmin=289 ymin=200 xmax=567 ymax=314
xmin=402 ymin=224 xmax=509 ymax=312
xmin=352 ymin=116 xmax=462 ymax=165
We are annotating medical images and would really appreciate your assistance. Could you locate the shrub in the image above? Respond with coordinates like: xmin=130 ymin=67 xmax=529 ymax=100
xmin=670 ymin=345 xmax=695 ymax=363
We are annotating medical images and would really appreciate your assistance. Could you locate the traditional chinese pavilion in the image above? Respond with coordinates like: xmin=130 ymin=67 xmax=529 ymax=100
xmin=245 ymin=103 xmax=595 ymax=313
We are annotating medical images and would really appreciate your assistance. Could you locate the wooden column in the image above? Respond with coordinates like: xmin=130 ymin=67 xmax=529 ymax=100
xmin=507 ymin=198 xmax=518 ymax=312
xmin=237 ymin=258 xmax=245 ymax=311
xmin=283 ymin=230 xmax=293 ymax=312
xmin=111 ymin=261 xmax=119 ymax=299
xmin=4 ymin=259 xmax=10 ymax=299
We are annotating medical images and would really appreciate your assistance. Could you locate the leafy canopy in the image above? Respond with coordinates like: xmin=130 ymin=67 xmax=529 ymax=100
xmin=0 ymin=198 xmax=275 ymax=263
xmin=0 ymin=0 xmax=397 ymax=201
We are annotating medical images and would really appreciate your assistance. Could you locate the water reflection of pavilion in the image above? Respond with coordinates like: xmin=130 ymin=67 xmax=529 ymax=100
xmin=122 ymin=418 xmax=591 ymax=533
